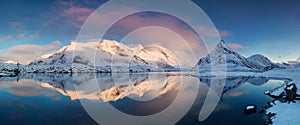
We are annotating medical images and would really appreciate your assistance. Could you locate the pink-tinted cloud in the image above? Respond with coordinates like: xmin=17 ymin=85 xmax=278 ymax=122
xmin=7 ymin=32 xmax=40 ymax=40
xmin=219 ymin=30 xmax=232 ymax=37
xmin=29 ymin=31 xmax=41 ymax=38
xmin=7 ymin=33 xmax=26 ymax=39
xmin=64 ymin=6 xmax=93 ymax=16
xmin=7 ymin=21 xmax=40 ymax=40
xmin=62 ymin=6 xmax=94 ymax=28
xmin=64 ymin=7 xmax=93 ymax=20
xmin=227 ymin=43 xmax=247 ymax=50
xmin=287 ymin=60 xmax=300 ymax=65
xmin=9 ymin=21 xmax=24 ymax=28
xmin=0 ymin=41 xmax=62 ymax=64
xmin=9 ymin=21 xmax=28 ymax=34
xmin=102 ymin=13 xmax=210 ymax=61
xmin=45 ymin=1 xmax=96 ymax=29
xmin=196 ymin=25 xmax=232 ymax=37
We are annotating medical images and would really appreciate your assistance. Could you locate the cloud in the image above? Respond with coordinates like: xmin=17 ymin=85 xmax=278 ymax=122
xmin=7 ymin=32 xmax=40 ymax=40
xmin=287 ymin=60 xmax=300 ymax=65
xmin=196 ymin=25 xmax=232 ymax=37
xmin=62 ymin=6 xmax=94 ymax=28
xmin=44 ymin=1 xmax=98 ymax=29
xmin=227 ymin=43 xmax=247 ymax=50
xmin=287 ymin=56 xmax=300 ymax=65
xmin=9 ymin=21 xmax=28 ymax=34
xmin=7 ymin=33 xmax=26 ymax=39
xmin=41 ymin=1 xmax=103 ymax=38
xmin=219 ymin=30 xmax=232 ymax=37
xmin=0 ymin=41 xmax=62 ymax=64
xmin=29 ymin=31 xmax=41 ymax=38
xmin=7 ymin=21 xmax=40 ymax=40
xmin=9 ymin=21 xmax=25 ymax=29
xmin=64 ymin=6 xmax=93 ymax=16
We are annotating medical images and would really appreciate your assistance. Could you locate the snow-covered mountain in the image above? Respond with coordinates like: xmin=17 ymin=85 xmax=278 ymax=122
xmin=197 ymin=40 xmax=255 ymax=71
xmin=247 ymin=54 xmax=279 ymax=70
xmin=276 ymin=62 xmax=291 ymax=69
xmin=197 ymin=40 xmax=280 ymax=71
xmin=26 ymin=39 xmax=178 ymax=73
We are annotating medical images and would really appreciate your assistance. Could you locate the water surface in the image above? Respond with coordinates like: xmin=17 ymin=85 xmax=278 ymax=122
xmin=0 ymin=73 xmax=286 ymax=125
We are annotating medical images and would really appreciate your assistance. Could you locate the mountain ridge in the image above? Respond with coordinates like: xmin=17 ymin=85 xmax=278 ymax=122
xmin=197 ymin=40 xmax=281 ymax=71
xmin=1 ymin=39 xmax=289 ymax=73
xmin=26 ymin=39 xmax=178 ymax=73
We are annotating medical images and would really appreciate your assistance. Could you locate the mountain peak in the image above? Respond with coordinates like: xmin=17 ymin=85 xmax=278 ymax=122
xmin=220 ymin=40 xmax=225 ymax=44
xmin=27 ymin=39 xmax=178 ymax=73
xmin=197 ymin=40 xmax=280 ymax=71
xmin=247 ymin=54 xmax=278 ymax=69
xmin=197 ymin=40 xmax=255 ymax=71
xmin=209 ymin=40 xmax=232 ymax=56
xmin=216 ymin=40 xmax=230 ymax=51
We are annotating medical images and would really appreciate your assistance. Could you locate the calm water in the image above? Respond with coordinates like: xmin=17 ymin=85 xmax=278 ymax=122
xmin=0 ymin=73 xmax=286 ymax=125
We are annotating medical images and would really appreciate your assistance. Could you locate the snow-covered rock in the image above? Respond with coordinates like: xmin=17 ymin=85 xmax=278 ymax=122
xmin=26 ymin=39 xmax=178 ymax=73
xmin=244 ymin=104 xmax=257 ymax=115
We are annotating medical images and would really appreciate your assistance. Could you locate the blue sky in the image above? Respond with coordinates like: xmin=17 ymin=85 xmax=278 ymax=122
xmin=0 ymin=0 xmax=299 ymax=64
xmin=195 ymin=0 xmax=300 ymax=63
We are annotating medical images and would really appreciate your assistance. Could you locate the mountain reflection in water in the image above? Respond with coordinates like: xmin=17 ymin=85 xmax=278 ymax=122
xmin=0 ymin=73 xmax=287 ymax=125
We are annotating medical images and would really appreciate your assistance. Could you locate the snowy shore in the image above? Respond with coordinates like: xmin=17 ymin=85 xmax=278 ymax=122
xmin=203 ymin=68 xmax=300 ymax=125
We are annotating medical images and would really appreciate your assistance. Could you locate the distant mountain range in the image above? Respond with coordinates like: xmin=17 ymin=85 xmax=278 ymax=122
xmin=0 ymin=39 xmax=294 ymax=73
xmin=197 ymin=40 xmax=287 ymax=72
xmin=25 ymin=40 xmax=178 ymax=73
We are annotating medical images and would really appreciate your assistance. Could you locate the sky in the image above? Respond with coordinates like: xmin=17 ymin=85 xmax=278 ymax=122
xmin=0 ymin=0 xmax=299 ymax=64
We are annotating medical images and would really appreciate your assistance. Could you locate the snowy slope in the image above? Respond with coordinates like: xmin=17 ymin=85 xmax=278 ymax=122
xmin=197 ymin=40 xmax=255 ymax=71
xmin=247 ymin=54 xmax=279 ymax=70
xmin=276 ymin=62 xmax=291 ymax=69
xmin=197 ymin=40 xmax=280 ymax=72
xmin=25 ymin=39 xmax=178 ymax=73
